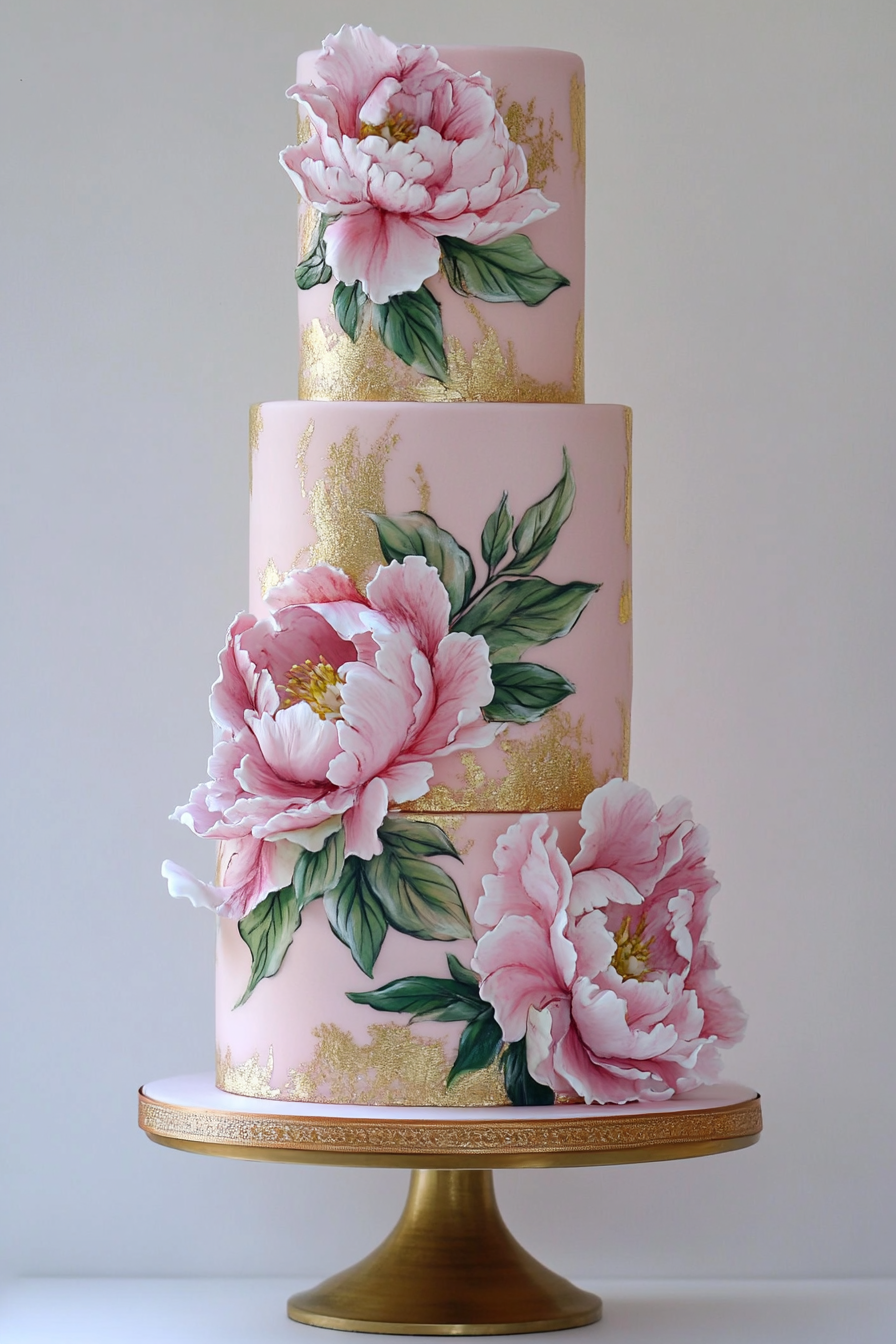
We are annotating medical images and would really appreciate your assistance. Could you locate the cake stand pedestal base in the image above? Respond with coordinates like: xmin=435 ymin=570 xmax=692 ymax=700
xmin=139 ymin=1075 xmax=761 ymax=1336
xmin=286 ymin=1168 xmax=600 ymax=1335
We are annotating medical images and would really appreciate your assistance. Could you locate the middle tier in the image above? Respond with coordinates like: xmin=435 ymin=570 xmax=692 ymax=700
xmin=249 ymin=400 xmax=632 ymax=813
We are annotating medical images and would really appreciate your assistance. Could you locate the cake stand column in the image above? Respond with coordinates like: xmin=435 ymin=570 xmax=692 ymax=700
xmin=287 ymin=1168 xmax=601 ymax=1335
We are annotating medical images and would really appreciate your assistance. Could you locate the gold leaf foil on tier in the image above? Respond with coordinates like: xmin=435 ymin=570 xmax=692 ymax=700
xmin=619 ymin=580 xmax=632 ymax=625
xmin=248 ymin=403 xmax=263 ymax=494
xmin=408 ymin=709 xmax=602 ymax=814
xmin=300 ymin=309 xmax=584 ymax=405
xmin=570 ymin=72 xmax=586 ymax=180
xmin=301 ymin=423 xmax=398 ymax=589
xmin=495 ymin=89 xmax=561 ymax=192
xmin=285 ymin=1025 xmax=509 ymax=1106
xmin=216 ymin=1045 xmax=280 ymax=1098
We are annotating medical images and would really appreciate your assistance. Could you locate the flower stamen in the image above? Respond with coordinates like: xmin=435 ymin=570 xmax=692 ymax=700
xmin=278 ymin=657 xmax=345 ymax=721
xmin=611 ymin=914 xmax=654 ymax=981
xmin=359 ymin=110 xmax=417 ymax=145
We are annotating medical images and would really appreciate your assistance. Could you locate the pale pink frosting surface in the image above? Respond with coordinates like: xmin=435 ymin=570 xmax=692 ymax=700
xmin=249 ymin=401 xmax=631 ymax=804
xmin=292 ymin=43 xmax=585 ymax=397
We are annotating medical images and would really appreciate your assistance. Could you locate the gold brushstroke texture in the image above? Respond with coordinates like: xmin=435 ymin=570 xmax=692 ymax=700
xmin=217 ymin=1045 xmax=280 ymax=1098
xmin=623 ymin=406 xmax=633 ymax=546
xmin=286 ymin=1024 xmax=508 ymax=1106
xmin=413 ymin=463 xmax=431 ymax=513
xmin=295 ymin=113 xmax=311 ymax=144
xmin=409 ymin=709 xmax=601 ymax=814
xmin=248 ymin=403 xmax=263 ymax=495
xmin=495 ymin=89 xmax=561 ymax=192
xmin=618 ymin=580 xmax=632 ymax=625
xmin=295 ymin=417 xmax=315 ymax=496
xmin=616 ymin=699 xmax=631 ymax=781
xmin=298 ymin=205 xmax=320 ymax=264
xmin=301 ymin=423 xmax=398 ymax=589
xmin=300 ymin=307 xmax=584 ymax=405
xmin=569 ymin=72 xmax=586 ymax=180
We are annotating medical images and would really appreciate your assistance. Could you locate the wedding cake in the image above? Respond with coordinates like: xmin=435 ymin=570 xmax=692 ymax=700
xmin=163 ymin=28 xmax=744 ymax=1107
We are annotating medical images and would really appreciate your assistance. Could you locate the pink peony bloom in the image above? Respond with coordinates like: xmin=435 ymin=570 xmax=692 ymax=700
xmin=163 ymin=559 xmax=495 ymax=919
xmin=471 ymin=781 xmax=746 ymax=1103
xmin=280 ymin=25 xmax=559 ymax=304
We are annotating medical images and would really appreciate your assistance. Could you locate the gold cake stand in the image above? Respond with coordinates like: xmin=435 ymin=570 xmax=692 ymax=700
xmin=139 ymin=1074 xmax=761 ymax=1336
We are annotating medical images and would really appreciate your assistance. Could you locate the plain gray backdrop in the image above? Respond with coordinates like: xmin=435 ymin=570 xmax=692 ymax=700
xmin=2 ymin=0 xmax=894 ymax=1282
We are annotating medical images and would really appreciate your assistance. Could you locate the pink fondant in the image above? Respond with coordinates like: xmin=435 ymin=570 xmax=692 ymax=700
xmin=249 ymin=401 xmax=631 ymax=803
xmin=293 ymin=45 xmax=585 ymax=398
xmin=215 ymin=809 xmax=585 ymax=1100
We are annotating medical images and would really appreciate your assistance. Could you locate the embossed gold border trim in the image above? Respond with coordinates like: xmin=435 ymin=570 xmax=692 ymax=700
xmin=139 ymin=1088 xmax=761 ymax=1170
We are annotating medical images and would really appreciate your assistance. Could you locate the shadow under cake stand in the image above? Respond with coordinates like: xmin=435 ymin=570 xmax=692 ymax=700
xmin=139 ymin=1074 xmax=761 ymax=1335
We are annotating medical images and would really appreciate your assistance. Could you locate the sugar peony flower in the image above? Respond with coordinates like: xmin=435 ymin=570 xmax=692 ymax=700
xmin=280 ymin=25 xmax=559 ymax=304
xmin=471 ymin=780 xmax=746 ymax=1103
xmin=163 ymin=558 xmax=495 ymax=919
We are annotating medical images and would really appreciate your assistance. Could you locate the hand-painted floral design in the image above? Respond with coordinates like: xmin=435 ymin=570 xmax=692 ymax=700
xmin=165 ymin=453 xmax=600 ymax=1014
xmin=163 ymin=558 xmax=494 ymax=920
xmin=282 ymin=25 xmax=569 ymax=381
xmin=471 ymin=781 xmax=747 ymax=1103
xmin=354 ymin=780 xmax=745 ymax=1105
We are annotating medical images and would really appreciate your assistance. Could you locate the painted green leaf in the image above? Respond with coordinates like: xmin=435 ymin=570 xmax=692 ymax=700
xmin=366 ymin=511 xmax=474 ymax=618
xmin=502 ymin=1037 xmax=555 ymax=1106
xmin=333 ymin=279 xmax=367 ymax=341
xmin=379 ymin=814 xmax=461 ymax=861
xmin=484 ymin=662 xmax=576 ymax=724
xmin=235 ymin=884 xmax=299 ymax=1008
xmin=366 ymin=848 xmax=472 ymax=941
xmin=294 ymin=213 xmax=332 ymax=290
xmin=323 ymin=858 xmax=387 ymax=978
xmin=440 ymin=234 xmax=570 ymax=307
xmin=447 ymin=1012 xmax=505 ymax=1086
xmin=452 ymin=576 xmax=599 ymax=663
xmin=347 ymin=974 xmax=482 ymax=1023
xmin=293 ymin=828 xmax=345 ymax=905
xmin=480 ymin=492 xmax=514 ymax=573
xmin=504 ymin=448 xmax=576 ymax=577
xmin=446 ymin=953 xmax=479 ymax=988
xmin=372 ymin=286 xmax=449 ymax=383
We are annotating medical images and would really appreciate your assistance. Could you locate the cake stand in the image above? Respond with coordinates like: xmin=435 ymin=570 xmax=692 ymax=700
xmin=138 ymin=1074 xmax=760 ymax=1335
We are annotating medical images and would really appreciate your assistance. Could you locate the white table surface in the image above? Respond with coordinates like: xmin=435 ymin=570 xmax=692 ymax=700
xmin=1 ymin=1278 xmax=893 ymax=1343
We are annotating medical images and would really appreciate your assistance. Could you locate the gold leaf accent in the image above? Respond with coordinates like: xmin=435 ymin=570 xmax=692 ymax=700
xmin=623 ymin=406 xmax=633 ymax=546
xmin=260 ymin=557 xmax=286 ymax=599
xmin=295 ymin=113 xmax=311 ymax=144
xmin=285 ymin=1024 xmax=508 ymax=1107
xmin=616 ymin=699 xmax=631 ymax=781
xmin=570 ymin=72 xmax=586 ymax=180
xmin=216 ymin=1045 xmax=280 ymax=1099
xmin=248 ymin=403 xmax=263 ymax=495
xmin=412 ymin=710 xmax=601 ymax=814
xmin=413 ymin=463 xmax=431 ymax=513
xmin=300 ymin=306 xmax=583 ymax=405
xmin=618 ymin=580 xmax=632 ymax=625
xmin=303 ymin=423 xmax=398 ymax=589
xmin=298 ymin=205 xmax=320 ymax=264
xmin=296 ymin=417 xmax=315 ymax=497
xmin=495 ymin=90 xmax=561 ymax=192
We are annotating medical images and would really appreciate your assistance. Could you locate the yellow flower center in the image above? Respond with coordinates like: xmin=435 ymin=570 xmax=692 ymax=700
xmin=278 ymin=657 xmax=345 ymax=721
xmin=359 ymin=110 xmax=417 ymax=145
xmin=610 ymin=914 xmax=654 ymax=981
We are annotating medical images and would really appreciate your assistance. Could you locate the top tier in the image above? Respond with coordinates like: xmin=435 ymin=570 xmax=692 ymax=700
xmin=283 ymin=32 xmax=585 ymax=403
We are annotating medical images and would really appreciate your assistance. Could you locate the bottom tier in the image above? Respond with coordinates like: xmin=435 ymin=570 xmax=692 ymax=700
xmin=216 ymin=810 xmax=582 ymax=1107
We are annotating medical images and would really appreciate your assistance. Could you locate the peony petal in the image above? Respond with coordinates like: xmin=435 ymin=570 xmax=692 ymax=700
xmin=365 ymin=556 xmax=450 ymax=659
xmin=324 ymin=209 xmax=442 ymax=303
xmin=266 ymin=564 xmax=364 ymax=612
xmin=343 ymin=775 xmax=390 ymax=859
xmin=251 ymin=704 xmax=340 ymax=784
